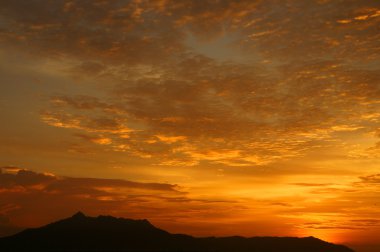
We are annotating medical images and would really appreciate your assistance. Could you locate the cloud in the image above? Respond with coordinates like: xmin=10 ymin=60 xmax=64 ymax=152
xmin=358 ymin=174 xmax=380 ymax=185
xmin=1 ymin=0 xmax=379 ymax=167
xmin=37 ymin=57 xmax=380 ymax=166
xmin=75 ymin=133 xmax=112 ymax=145
xmin=300 ymin=222 xmax=365 ymax=230
xmin=0 ymin=167 xmax=187 ymax=236
xmin=0 ymin=167 xmax=56 ymax=188
xmin=0 ymin=166 xmax=179 ymax=192
xmin=0 ymin=167 xmax=265 ymax=238
xmin=40 ymin=110 xmax=133 ymax=135
xmin=275 ymin=172 xmax=380 ymax=242
xmin=290 ymin=183 xmax=335 ymax=187
xmin=0 ymin=0 xmax=185 ymax=65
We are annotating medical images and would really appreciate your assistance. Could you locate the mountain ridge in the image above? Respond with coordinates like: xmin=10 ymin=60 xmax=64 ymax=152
xmin=0 ymin=211 xmax=354 ymax=252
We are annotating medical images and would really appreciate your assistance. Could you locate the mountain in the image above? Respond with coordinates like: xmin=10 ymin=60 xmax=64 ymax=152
xmin=0 ymin=212 xmax=354 ymax=252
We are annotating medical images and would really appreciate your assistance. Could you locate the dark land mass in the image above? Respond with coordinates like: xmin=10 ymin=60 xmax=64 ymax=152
xmin=0 ymin=212 xmax=354 ymax=252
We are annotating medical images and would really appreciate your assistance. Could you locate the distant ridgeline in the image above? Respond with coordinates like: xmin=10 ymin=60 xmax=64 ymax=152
xmin=0 ymin=212 xmax=354 ymax=252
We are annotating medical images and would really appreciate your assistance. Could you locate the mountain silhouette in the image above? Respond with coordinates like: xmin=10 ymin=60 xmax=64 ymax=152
xmin=0 ymin=212 xmax=354 ymax=252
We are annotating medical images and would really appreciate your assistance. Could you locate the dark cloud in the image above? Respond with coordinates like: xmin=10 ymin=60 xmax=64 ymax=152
xmin=290 ymin=183 xmax=335 ymax=187
xmin=358 ymin=174 xmax=380 ymax=185
xmin=0 ymin=0 xmax=185 ymax=64
xmin=0 ymin=167 xmax=55 ymax=188
xmin=0 ymin=167 xmax=254 ymax=238
xmin=299 ymin=217 xmax=380 ymax=231
xmin=0 ymin=167 xmax=178 ymax=192
xmin=0 ymin=167 xmax=183 ymax=236
xmin=50 ymin=95 xmax=111 ymax=110
xmin=302 ymin=223 xmax=365 ymax=230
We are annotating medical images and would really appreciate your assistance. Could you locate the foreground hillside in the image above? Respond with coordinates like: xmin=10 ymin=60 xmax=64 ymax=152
xmin=0 ymin=212 xmax=354 ymax=252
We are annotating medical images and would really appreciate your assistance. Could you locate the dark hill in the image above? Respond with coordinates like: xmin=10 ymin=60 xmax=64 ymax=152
xmin=0 ymin=212 xmax=354 ymax=252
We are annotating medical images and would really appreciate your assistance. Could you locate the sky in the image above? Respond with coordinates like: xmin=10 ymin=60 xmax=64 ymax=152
xmin=0 ymin=0 xmax=380 ymax=251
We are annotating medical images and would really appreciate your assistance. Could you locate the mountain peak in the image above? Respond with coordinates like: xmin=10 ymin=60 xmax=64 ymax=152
xmin=71 ymin=211 xmax=86 ymax=219
xmin=0 ymin=213 xmax=354 ymax=252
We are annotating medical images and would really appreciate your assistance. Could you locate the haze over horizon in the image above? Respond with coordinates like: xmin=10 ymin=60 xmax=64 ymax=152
xmin=0 ymin=1 xmax=380 ymax=252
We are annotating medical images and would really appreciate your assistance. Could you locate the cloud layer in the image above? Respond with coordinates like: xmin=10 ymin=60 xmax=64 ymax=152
xmin=1 ymin=0 xmax=379 ymax=166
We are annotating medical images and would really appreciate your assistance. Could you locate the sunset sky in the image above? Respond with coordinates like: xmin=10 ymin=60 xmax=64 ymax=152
xmin=0 ymin=0 xmax=380 ymax=251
